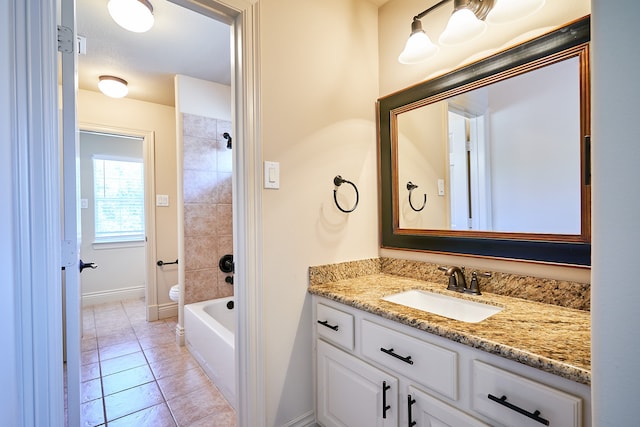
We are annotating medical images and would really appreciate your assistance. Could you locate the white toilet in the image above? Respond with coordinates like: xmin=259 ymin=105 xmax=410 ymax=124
xmin=169 ymin=284 xmax=180 ymax=302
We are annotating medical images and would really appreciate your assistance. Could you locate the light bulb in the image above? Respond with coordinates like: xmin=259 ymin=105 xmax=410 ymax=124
xmin=439 ymin=9 xmax=487 ymax=46
xmin=98 ymin=76 xmax=129 ymax=98
xmin=398 ymin=19 xmax=439 ymax=65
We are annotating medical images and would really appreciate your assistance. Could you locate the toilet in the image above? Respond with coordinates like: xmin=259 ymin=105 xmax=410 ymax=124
xmin=169 ymin=284 xmax=180 ymax=302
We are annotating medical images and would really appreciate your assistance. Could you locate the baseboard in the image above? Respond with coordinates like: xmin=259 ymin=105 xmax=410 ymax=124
xmin=281 ymin=411 xmax=316 ymax=427
xmin=82 ymin=285 xmax=145 ymax=307
xmin=158 ymin=302 xmax=178 ymax=319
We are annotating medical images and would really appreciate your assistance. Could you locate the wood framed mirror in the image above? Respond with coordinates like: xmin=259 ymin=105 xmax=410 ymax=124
xmin=377 ymin=17 xmax=591 ymax=266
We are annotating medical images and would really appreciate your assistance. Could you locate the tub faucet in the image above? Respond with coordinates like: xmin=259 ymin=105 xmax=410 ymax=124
xmin=438 ymin=266 xmax=467 ymax=292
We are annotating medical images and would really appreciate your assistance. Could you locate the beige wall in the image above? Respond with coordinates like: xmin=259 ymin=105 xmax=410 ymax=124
xmin=77 ymin=89 xmax=178 ymax=308
xmin=259 ymin=0 xmax=380 ymax=424
xmin=378 ymin=0 xmax=591 ymax=283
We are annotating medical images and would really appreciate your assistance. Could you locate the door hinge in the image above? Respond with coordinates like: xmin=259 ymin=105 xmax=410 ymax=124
xmin=61 ymin=240 xmax=77 ymax=268
xmin=57 ymin=25 xmax=74 ymax=53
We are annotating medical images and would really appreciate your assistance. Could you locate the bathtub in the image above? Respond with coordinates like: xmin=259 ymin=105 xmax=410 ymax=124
xmin=184 ymin=297 xmax=236 ymax=409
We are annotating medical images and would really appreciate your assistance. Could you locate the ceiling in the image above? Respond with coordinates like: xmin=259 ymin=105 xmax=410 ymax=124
xmin=76 ymin=0 xmax=231 ymax=106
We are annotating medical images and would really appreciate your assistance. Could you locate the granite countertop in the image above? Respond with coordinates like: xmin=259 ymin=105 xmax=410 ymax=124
xmin=308 ymin=273 xmax=591 ymax=385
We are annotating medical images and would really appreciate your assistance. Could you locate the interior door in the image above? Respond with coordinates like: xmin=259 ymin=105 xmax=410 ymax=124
xmin=59 ymin=0 xmax=81 ymax=424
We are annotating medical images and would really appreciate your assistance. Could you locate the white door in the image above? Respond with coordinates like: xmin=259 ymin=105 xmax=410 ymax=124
xmin=447 ymin=111 xmax=469 ymax=230
xmin=59 ymin=0 xmax=82 ymax=424
xmin=317 ymin=340 xmax=398 ymax=427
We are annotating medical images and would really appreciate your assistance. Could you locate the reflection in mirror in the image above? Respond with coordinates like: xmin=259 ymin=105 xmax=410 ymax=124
xmin=397 ymin=57 xmax=581 ymax=235
xmin=378 ymin=17 xmax=591 ymax=265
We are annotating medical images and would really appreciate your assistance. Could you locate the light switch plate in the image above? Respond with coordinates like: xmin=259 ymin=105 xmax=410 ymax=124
xmin=437 ymin=179 xmax=445 ymax=196
xmin=156 ymin=194 xmax=169 ymax=206
xmin=264 ymin=161 xmax=280 ymax=189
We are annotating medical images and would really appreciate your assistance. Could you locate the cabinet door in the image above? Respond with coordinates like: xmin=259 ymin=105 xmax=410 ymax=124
xmin=317 ymin=339 xmax=398 ymax=427
xmin=407 ymin=386 xmax=489 ymax=427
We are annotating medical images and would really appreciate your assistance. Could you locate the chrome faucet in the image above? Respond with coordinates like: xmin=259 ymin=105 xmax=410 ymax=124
xmin=438 ymin=266 xmax=467 ymax=292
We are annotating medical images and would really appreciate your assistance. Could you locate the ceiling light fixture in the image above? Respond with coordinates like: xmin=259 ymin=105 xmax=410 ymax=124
xmin=98 ymin=75 xmax=129 ymax=98
xmin=398 ymin=0 xmax=545 ymax=64
xmin=107 ymin=0 xmax=155 ymax=33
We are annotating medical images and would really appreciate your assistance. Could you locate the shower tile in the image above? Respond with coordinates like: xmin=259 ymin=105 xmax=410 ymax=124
xmin=183 ymin=135 xmax=216 ymax=171
xmin=184 ymin=236 xmax=218 ymax=270
xmin=157 ymin=367 xmax=211 ymax=401
xmin=107 ymin=403 xmax=176 ymax=427
xmin=102 ymin=364 xmax=155 ymax=396
xmin=216 ymin=139 xmax=233 ymax=173
xmin=216 ymin=204 xmax=233 ymax=236
xmin=217 ymin=172 xmax=233 ymax=204
xmin=216 ymin=120 xmax=232 ymax=142
xmin=217 ymin=234 xmax=233 ymax=256
xmin=184 ymin=268 xmax=218 ymax=304
xmin=104 ymin=381 xmax=164 ymax=422
xmin=182 ymin=113 xmax=217 ymax=139
xmin=183 ymin=170 xmax=218 ymax=204
xmin=184 ymin=203 xmax=218 ymax=237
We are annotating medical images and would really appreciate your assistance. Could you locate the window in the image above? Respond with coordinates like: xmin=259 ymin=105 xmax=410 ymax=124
xmin=93 ymin=156 xmax=144 ymax=243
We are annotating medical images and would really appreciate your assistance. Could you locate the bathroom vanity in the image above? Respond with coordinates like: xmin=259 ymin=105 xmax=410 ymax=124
xmin=309 ymin=274 xmax=591 ymax=427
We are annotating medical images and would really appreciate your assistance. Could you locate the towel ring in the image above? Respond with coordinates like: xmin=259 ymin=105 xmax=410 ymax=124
xmin=407 ymin=181 xmax=427 ymax=212
xmin=333 ymin=175 xmax=359 ymax=213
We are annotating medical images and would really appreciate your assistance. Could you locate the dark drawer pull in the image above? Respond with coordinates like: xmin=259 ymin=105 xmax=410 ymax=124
xmin=317 ymin=320 xmax=339 ymax=331
xmin=487 ymin=394 xmax=549 ymax=426
xmin=382 ymin=381 xmax=391 ymax=419
xmin=380 ymin=347 xmax=414 ymax=365
xmin=407 ymin=394 xmax=417 ymax=427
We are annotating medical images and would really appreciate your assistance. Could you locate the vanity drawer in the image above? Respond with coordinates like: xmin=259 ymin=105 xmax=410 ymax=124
xmin=316 ymin=303 xmax=354 ymax=350
xmin=361 ymin=320 xmax=457 ymax=400
xmin=471 ymin=360 xmax=582 ymax=427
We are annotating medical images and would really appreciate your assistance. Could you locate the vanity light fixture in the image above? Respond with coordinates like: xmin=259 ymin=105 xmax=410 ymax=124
xmin=107 ymin=0 xmax=155 ymax=33
xmin=98 ymin=75 xmax=129 ymax=98
xmin=398 ymin=0 xmax=546 ymax=64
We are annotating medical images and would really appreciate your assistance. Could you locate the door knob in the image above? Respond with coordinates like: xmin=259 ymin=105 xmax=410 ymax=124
xmin=79 ymin=259 xmax=97 ymax=272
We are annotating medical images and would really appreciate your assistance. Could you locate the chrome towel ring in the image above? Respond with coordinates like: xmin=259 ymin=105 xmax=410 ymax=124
xmin=333 ymin=175 xmax=359 ymax=213
xmin=407 ymin=181 xmax=427 ymax=212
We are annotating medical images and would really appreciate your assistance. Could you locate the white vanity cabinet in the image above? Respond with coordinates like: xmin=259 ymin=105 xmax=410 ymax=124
xmin=313 ymin=296 xmax=591 ymax=427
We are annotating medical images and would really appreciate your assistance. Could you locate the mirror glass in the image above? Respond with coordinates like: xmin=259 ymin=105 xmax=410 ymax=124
xmin=396 ymin=57 xmax=581 ymax=235
xmin=378 ymin=17 xmax=591 ymax=265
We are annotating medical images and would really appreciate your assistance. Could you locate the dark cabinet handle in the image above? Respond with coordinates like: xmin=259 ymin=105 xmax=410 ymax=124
xmin=382 ymin=381 xmax=391 ymax=419
xmin=407 ymin=394 xmax=417 ymax=427
xmin=380 ymin=347 xmax=414 ymax=365
xmin=317 ymin=320 xmax=339 ymax=331
xmin=487 ymin=394 xmax=549 ymax=426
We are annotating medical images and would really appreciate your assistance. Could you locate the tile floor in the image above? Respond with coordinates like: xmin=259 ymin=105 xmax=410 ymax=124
xmin=74 ymin=298 xmax=236 ymax=426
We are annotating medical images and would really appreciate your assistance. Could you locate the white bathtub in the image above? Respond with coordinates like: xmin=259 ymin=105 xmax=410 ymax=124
xmin=184 ymin=297 xmax=236 ymax=409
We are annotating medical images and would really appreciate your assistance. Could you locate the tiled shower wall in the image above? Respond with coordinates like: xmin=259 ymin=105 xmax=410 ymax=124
xmin=182 ymin=113 xmax=233 ymax=304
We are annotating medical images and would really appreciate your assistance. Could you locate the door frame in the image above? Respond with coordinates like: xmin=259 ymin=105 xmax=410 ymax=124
xmin=8 ymin=0 xmax=264 ymax=427
xmin=78 ymin=124 xmax=158 ymax=318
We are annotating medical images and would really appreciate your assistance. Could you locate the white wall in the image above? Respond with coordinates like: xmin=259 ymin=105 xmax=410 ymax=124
xmin=378 ymin=0 xmax=592 ymax=283
xmin=259 ymin=0 xmax=380 ymax=424
xmin=77 ymin=89 xmax=178 ymax=308
xmin=591 ymin=1 xmax=640 ymax=424
xmin=175 ymin=75 xmax=232 ymax=120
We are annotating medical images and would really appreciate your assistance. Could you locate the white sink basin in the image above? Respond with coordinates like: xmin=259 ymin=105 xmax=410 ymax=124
xmin=382 ymin=290 xmax=503 ymax=323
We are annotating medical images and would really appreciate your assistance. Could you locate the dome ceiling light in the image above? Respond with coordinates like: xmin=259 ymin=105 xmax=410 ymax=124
xmin=107 ymin=0 xmax=155 ymax=33
xmin=98 ymin=75 xmax=129 ymax=98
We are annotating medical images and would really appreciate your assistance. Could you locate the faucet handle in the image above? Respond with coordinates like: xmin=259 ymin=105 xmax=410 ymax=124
xmin=465 ymin=271 xmax=491 ymax=295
